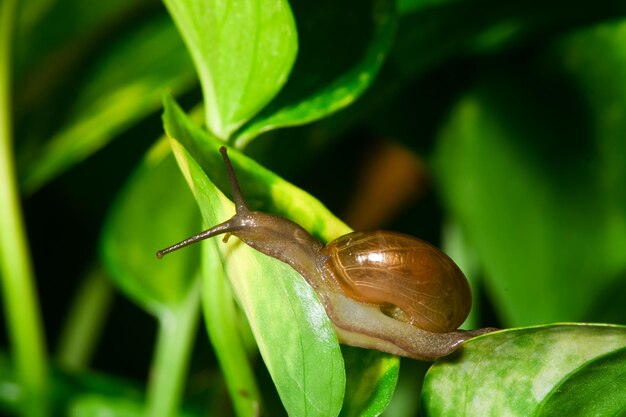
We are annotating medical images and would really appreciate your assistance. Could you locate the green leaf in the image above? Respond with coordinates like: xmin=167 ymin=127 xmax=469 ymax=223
xmin=163 ymin=95 xmax=346 ymax=416
xmin=547 ymin=20 xmax=626 ymax=326
xmin=433 ymin=70 xmax=626 ymax=326
xmin=537 ymin=347 xmax=626 ymax=416
xmin=235 ymin=0 xmax=396 ymax=147
xmin=163 ymin=0 xmax=297 ymax=140
xmin=421 ymin=324 xmax=626 ymax=416
xmin=339 ymin=347 xmax=399 ymax=417
xmin=101 ymin=139 xmax=201 ymax=314
xmin=19 ymin=15 xmax=196 ymax=193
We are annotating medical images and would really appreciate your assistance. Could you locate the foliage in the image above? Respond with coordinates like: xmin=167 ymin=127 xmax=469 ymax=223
xmin=1 ymin=0 xmax=626 ymax=416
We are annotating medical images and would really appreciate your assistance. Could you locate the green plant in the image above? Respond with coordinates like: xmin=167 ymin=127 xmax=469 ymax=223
xmin=1 ymin=0 xmax=626 ymax=416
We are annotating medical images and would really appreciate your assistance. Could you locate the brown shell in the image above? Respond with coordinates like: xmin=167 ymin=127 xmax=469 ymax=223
xmin=321 ymin=231 xmax=471 ymax=333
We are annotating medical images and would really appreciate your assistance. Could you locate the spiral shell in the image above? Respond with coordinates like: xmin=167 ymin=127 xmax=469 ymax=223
xmin=321 ymin=231 xmax=471 ymax=333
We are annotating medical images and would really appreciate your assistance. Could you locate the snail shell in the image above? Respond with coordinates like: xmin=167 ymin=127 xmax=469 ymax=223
xmin=322 ymin=231 xmax=471 ymax=333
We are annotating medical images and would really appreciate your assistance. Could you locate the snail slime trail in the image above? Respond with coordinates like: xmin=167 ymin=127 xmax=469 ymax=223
xmin=157 ymin=147 xmax=496 ymax=360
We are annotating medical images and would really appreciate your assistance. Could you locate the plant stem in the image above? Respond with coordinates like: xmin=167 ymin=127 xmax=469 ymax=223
xmin=0 ymin=0 xmax=49 ymax=416
xmin=56 ymin=267 xmax=113 ymax=370
xmin=145 ymin=280 xmax=201 ymax=417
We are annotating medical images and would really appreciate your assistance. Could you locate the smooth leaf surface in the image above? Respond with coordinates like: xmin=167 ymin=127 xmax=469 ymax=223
xmin=422 ymin=324 xmax=626 ymax=416
xmin=164 ymin=0 xmax=297 ymax=139
xmin=19 ymin=15 xmax=196 ymax=193
xmin=339 ymin=348 xmax=399 ymax=417
xmin=101 ymin=139 xmax=200 ymax=315
xmin=164 ymin=98 xmax=345 ymax=416
xmin=235 ymin=0 xmax=396 ymax=147
xmin=433 ymin=69 xmax=626 ymax=326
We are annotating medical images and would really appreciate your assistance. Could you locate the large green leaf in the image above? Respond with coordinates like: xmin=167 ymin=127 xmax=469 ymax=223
xmin=19 ymin=15 xmax=196 ymax=193
xmin=234 ymin=0 xmax=396 ymax=147
xmin=433 ymin=65 xmax=626 ymax=325
xmin=421 ymin=324 xmax=626 ymax=416
xmin=163 ymin=0 xmax=297 ymax=140
xmin=163 ymin=96 xmax=346 ymax=416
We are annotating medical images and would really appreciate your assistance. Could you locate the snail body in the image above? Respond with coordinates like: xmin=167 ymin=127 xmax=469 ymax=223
xmin=158 ymin=147 xmax=493 ymax=360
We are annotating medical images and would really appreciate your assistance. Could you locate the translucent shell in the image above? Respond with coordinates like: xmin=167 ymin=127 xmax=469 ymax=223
xmin=321 ymin=231 xmax=471 ymax=333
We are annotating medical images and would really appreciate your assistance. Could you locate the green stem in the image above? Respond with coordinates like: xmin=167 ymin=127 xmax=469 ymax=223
xmin=145 ymin=280 xmax=201 ymax=417
xmin=56 ymin=267 xmax=114 ymax=370
xmin=0 ymin=0 xmax=49 ymax=416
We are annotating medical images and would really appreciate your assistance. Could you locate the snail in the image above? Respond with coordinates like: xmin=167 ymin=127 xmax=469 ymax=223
xmin=157 ymin=147 xmax=495 ymax=360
